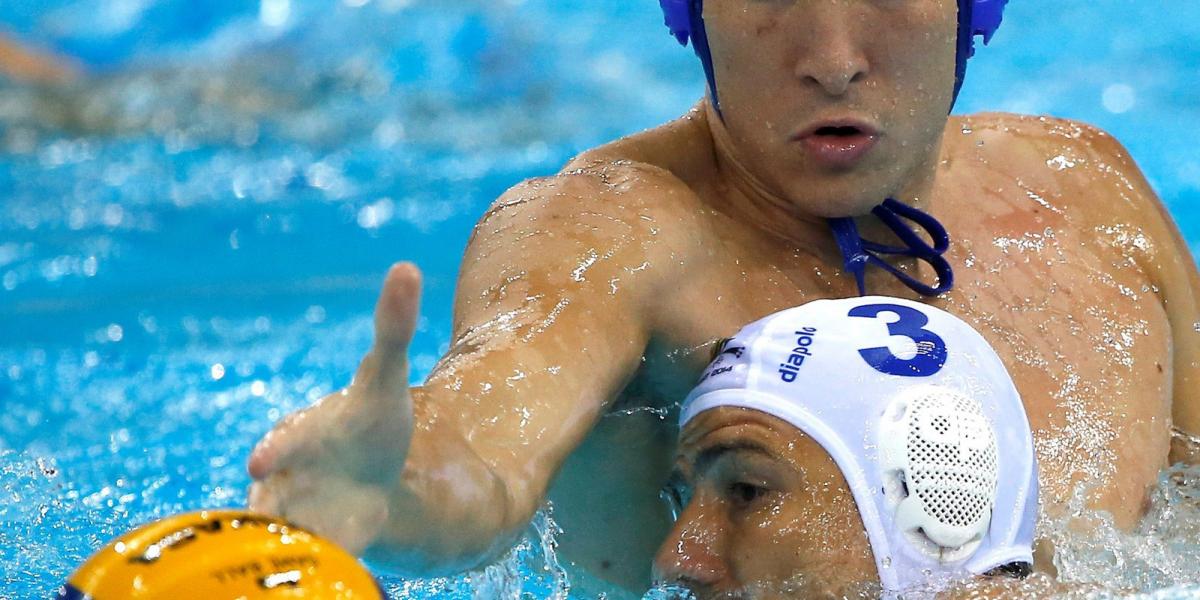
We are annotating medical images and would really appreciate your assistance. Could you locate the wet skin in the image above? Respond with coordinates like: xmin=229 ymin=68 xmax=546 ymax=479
xmin=656 ymin=408 xmax=881 ymax=598
xmin=248 ymin=0 xmax=1200 ymax=592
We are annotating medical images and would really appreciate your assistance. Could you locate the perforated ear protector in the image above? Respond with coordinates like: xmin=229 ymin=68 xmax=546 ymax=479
xmin=879 ymin=384 xmax=999 ymax=563
xmin=678 ymin=296 xmax=1038 ymax=591
xmin=658 ymin=0 xmax=1009 ymax=113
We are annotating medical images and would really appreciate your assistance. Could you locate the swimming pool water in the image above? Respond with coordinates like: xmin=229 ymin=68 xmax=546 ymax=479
xmin=2 ymin=1 xmax=1200 ymax=598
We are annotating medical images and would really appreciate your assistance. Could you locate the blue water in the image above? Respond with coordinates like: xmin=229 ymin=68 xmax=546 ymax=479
xmin=2 ymin=1 xmax=1199 ymax=598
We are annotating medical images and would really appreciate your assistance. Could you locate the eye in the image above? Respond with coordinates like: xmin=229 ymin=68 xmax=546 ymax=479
xmin=727 ymin=481 xmax=768 ymax=507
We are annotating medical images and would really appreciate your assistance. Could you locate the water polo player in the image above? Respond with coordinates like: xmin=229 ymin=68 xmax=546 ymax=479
xmin=249 ymin=0 xmax=1200 ymax=589
xmin=656 ymin=297 xmax=1037 ymax=597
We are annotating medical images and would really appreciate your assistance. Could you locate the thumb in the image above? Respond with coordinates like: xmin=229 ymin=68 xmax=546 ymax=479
xmin=366 ymin=262 xmax=422 ymax=390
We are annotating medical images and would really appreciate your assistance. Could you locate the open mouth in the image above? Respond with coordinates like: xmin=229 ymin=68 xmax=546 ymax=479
xmin=795 ymin=121 xmax=881 ymax=169
xmin=814 ymin=125 xmax=866 ymax=137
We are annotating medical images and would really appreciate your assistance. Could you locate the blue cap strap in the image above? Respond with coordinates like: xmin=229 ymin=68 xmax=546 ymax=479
xmin=829 ymin=200 xmax=955 ymax=297
xmin=830 ymin=216 xmax=871 ymax=296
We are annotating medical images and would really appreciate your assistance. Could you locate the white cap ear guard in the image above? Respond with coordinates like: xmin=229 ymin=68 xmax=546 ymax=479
xmin=680 ymin=296 xmax=1038 ymax=593
xmin=879 ymin=384 xmax=999 ymax=563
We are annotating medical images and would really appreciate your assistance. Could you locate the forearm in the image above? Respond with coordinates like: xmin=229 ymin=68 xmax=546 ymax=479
xmin=365 ymin=387 xmax=532 ymax=574
xmin=371 ymin=304 xmax=646 ymax=570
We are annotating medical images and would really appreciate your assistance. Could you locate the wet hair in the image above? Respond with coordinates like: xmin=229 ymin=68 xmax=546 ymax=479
xmin=708 ymin=337 xmax=734 ymax=361
xmin=985 ymin=561 xmax=1033 ymax=579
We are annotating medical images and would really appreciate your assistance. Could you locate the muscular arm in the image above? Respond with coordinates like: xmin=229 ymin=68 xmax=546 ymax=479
xmin=1072 ymin=124 xmax=1200 ymax=464
xmin=383 ymin=166 xmax=695 ymax=567
xmin=249 ymin=161 xmax=701 ymax=573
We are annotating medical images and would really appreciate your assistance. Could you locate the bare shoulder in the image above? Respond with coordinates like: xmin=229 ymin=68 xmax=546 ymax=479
xmin=961 ymin=112 xmax=1152 ymax=209
xmin=470 ymin=156 xmax=708 ymax=254
xmin=454 ymin=156 xmax=713 ymax=324
xmin=957 ymin=112 xmax=1184 ymax=266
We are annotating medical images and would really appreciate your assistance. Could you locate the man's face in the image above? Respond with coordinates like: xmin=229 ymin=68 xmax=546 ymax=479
xmin=654 ymin=407 xmax=878 ymax=599
xmin=704 ymin=0 xmax=959 ymax=217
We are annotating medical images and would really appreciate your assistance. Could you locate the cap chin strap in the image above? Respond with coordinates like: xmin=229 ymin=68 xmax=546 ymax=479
xmin=828 ymin=199 xmax=954 ymax=297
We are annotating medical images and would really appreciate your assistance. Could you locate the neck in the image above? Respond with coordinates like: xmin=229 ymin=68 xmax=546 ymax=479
xmin=696 ymin=101 xmax=947 ymax=295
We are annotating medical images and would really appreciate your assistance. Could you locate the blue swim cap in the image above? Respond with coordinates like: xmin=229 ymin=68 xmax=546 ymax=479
xmin=658 ymin=0 xmax=1009 ymax=113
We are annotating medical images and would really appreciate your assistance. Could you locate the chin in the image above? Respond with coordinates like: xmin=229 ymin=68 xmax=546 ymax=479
xmin=784 ymin=188 xmax=888 ymax=219
xmin=768 ymin=167 xmax=896 ymax=219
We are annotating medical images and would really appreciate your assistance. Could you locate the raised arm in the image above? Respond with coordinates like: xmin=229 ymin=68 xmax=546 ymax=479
xmin=249 ymin=163 xmax=697 ymax=572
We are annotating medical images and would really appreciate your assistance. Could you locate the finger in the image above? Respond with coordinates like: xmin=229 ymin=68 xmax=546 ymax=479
xmin=247 ymin=443 xmax=274 ymax=480
xmin=247 ymin=480 xmax=281 ymax=515
xmin=370 ymin=262 xmax=422 ymax=387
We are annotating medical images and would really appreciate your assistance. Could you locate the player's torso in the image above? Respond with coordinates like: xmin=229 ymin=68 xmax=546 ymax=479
xmin=656 ymin=121 xmax=1173 ymax=531
xmin=545 ymin=113 xmax=1174 ymax=588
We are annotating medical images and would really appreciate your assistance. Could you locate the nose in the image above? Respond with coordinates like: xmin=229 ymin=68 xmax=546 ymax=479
xmin=791 ymin=3 xmax=870 ymax=97
xmin=652 ymin=502 xmax=730 ymax=594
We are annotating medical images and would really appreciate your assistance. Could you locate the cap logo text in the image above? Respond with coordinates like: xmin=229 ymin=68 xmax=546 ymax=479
xmin=779 ymin=327 xmax=818 ymax=382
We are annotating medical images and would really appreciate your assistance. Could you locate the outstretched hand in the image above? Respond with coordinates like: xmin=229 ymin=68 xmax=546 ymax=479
xmin=248 ymin=262 xmax=422 ymax=554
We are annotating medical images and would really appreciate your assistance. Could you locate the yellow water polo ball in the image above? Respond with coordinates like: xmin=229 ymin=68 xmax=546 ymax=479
xmin=56 ymin=509 xmax=385 ymax=599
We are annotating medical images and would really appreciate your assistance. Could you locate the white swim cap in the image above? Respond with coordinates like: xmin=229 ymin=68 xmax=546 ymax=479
xmin=681 ymin=296 xmax=1038 ymax=593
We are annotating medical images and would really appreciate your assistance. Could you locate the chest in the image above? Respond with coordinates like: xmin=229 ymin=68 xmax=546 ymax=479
xmin=653 ymin=197 xmax=1173 ymax=522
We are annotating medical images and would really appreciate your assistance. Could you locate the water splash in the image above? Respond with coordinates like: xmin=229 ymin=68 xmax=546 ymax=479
xmin=1046 ymin=464 xmax=1200 ymax=594
xmin=376 ymin=505 xmax=572 ymax=599
xmin=641 ymin=583 xmax=696 ymax=599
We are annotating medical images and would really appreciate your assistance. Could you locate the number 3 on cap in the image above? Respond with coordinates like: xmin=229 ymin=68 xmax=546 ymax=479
xmin=848 ymin=303 xmax=947 ymax=377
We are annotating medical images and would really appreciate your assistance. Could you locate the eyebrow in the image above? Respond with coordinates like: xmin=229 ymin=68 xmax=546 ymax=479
xmin=693 ymin=439 xmax=777 ymax=475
